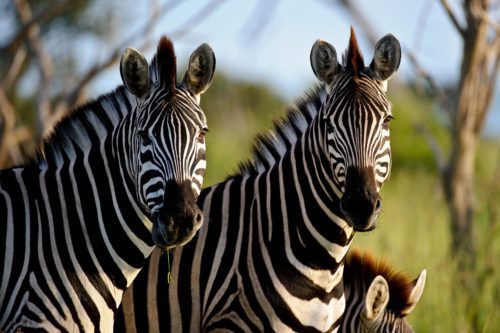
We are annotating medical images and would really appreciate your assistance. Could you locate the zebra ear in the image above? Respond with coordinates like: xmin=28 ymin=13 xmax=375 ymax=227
xmin=310 ymin=39 xmax=339 ymax=85
xmin=120 ymin=47 xmax=150 ymax=98
xmin=182 ymin=43 xmax=216 ymax=102
xmin=369 ymin=34 xmax=401 ymax=83
xmin=363 ymin=275 xmax=390 ymax=321
xmin=402 ymin=269 xmax=426 ymax=316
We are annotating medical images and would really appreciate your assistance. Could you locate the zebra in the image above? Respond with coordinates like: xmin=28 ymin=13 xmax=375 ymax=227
xmin=115 ymin=28 xmax=402 ymax=332
xmin=0 ymin=36 xmax=216 ymax=332
xmin=340 ymin=249 xmax=426 ymax=333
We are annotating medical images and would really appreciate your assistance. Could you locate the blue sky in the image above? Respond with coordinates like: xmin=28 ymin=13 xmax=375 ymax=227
xmin=96 ymin=0 xmax=463 ymax=95
xmin=78 ymin=0 xmax=500 ymax=136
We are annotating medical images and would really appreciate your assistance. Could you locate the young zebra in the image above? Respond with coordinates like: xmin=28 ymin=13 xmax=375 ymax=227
xmin=341 ymin=250 xmax=426 ymax=333
xmin=0 ymin=36 xmax=215 ymax=332
xmin=115 ymin=28 xmax=401 ymax=332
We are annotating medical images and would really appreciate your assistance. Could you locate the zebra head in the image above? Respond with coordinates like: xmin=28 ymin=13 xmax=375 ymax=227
xmin=120 ymin=37 xmax=215 ymax=249
xmin=310 ymin=28 xmax=401 ymax=231
xmin=359 ymin=270 xmax=426 ymax=333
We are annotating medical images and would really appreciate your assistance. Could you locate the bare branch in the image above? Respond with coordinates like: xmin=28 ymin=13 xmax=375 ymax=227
xmin=49 ymin=0 xmax=169 ymax=126
xmin=14 ymin=0 xmax=54 ymax=139
xmin=470 ymin=0 xmax=500 ymax=33
xmin=335 ymin=0 xmax=378 ymax=47
xmin=439 ymin=0 xmax=466 ymax=37
xmin=0 ymin=86 xmax=21 ymax=167
xmin=1 ymin=0 xmax=74 ymax=53
xmin=475 ymin=37 xmax=500 ymax=133
xmin=170 ymin=0 xmax=228 ymax=40
xmin=1 ymin=46 xmax=27 ymax=90
xmin=239 ymin=0 xmax=281 ymax=44
xmin=405 ymin=48 xmax=454 ymax=119
xmin=51 ymin=0 xmax=228 ymax=125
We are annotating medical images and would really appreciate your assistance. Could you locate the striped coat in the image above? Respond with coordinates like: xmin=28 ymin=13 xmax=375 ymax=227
xmin=116 ymin=29 xmax=403 ymax=333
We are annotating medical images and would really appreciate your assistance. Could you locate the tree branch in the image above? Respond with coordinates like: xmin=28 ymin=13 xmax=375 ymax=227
xmin=239 ymin=0 xmax=281 ymax=44
xmin=170 ymin=0 xmax=228 ymax=40
xmin=335 ymin=0 xmax=378 ymax=47
xmin=0 ymin=86 xmax=21 ymax=167
xmin=1 ymin=0 xmax=74 ymax=53
xmin=470 ymin=0 xmax=500 ymax=33
xmin=49 ymin=0 xmax=169 ymax=127
xmin=1 ymin=46 xmax=27 ymax=90
xmin=14 ymin=0 xmax=54 ymax=139
xmin=439 ymin=0 xmax=466 ymax=37
xmin=405 ymin=48 xmax=454 ymax=119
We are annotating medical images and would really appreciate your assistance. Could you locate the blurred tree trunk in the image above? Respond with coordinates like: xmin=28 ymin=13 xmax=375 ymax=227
xmin=443 ymin=0 xmax=499 ymax=276
xmin=338 ymin=1 xmax=500 ymax=329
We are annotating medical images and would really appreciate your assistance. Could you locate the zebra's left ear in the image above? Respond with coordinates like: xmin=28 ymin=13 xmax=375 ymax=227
xmin=402 ymin=269 xmax=427 ymax=316
xmin=368 ymin=34 xmax=401 ymax=85
xmin=120 ymin=47 xmax=150 ymax=98
xmin=363 ymin=275 xmax=390 ymax=321
xmin=182 ymin=43 xmax=216 ymax=102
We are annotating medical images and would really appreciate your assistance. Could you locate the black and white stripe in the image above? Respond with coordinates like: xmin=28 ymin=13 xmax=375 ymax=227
xmin=340 ymin=250 xmax=426 ymax=333
xmin=115 ymin=29 xmax=402 ymax=333
xmin=0 ymin=36 xmax=216 ymax=332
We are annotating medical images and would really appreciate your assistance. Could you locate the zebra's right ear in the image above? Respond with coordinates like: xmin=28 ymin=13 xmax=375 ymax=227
xmin=182 ymin=43 xmax=216 ymax=102
xmin=120 ymin=47 xmax=150 ymax=98
xmin=369 ymin=34 xmax=401 ymax=83
xmin=310 ymin=39 xmax=339 ymax=85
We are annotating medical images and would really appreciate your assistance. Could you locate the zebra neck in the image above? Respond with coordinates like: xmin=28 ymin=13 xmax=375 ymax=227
xmin=265 ymin=122 xmax=353 ymax=269
xmin=38 ymin=87 xmax=153 ymax=286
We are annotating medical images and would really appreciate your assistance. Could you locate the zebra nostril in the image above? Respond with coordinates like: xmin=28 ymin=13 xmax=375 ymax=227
xmin=374 ymin=198 xmax=382 ymax=213
xmin=195 ymin=213 xmax=203 ymax=223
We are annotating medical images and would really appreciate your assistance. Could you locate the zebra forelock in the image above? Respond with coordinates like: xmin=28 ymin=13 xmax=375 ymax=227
xmin=149 ymin=36 xmax=177 ymax=92
xmin=343 ymin=26 xmax=365 ymax=78
xmin=344 ymin=250 xmax=417 ymax=316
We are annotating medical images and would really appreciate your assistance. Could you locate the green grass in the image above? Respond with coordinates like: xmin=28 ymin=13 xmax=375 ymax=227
xmin=354 ymin=170 xmax=458 ymax=331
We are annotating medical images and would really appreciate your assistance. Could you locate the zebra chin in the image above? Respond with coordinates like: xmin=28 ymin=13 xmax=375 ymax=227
xmin=150 ymin=179 xmax=204 ymax=249
xmin=341 ymin=210 xmax=380 ymax=232
xmin=339 ymin=191 xmax=382 ymax=231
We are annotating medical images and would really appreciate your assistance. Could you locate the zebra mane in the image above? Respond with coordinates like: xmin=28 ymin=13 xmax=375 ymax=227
xmin=237 ymin=84 xmax=327 ymax=175
xmin=35 ymin=85 xmax=134 ymax=166
xmin=33 ymin=38 xmax=177 ymax=167
xmin=344 ymin=249 xmax=416 ymax=316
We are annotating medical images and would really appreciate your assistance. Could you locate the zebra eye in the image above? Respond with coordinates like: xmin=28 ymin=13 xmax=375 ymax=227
xmin=138 ymin=130 xmax=152 ymax=144
xmin=197 ymin=128 xmax=208 ymax=144
xmin=326 ymin=122 xmax=334 ymax=131
xmin=383 ymin=115 xmax=394 ymax=126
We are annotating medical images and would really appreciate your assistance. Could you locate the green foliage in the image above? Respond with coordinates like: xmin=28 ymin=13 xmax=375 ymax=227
xmin=200 ymin=74 xmax=286 ymax=186
xmin=388 ymin=85 xmax=449 ymax=174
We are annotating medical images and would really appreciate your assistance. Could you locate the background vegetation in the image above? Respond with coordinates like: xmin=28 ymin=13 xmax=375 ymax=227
xmin=1 ymin=1 xmax=499 ymax=332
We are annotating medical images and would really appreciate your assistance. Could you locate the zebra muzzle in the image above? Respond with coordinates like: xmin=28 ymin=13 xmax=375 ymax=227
xmin=152 ymin=180 xmax=204 ymax=249
xmin=340 ymin=166 xmax=382 ymax=232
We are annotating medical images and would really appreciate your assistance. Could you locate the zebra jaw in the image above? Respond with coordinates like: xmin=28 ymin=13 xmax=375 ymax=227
xmin=339 ymin=195 xmax=382 ymax=232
